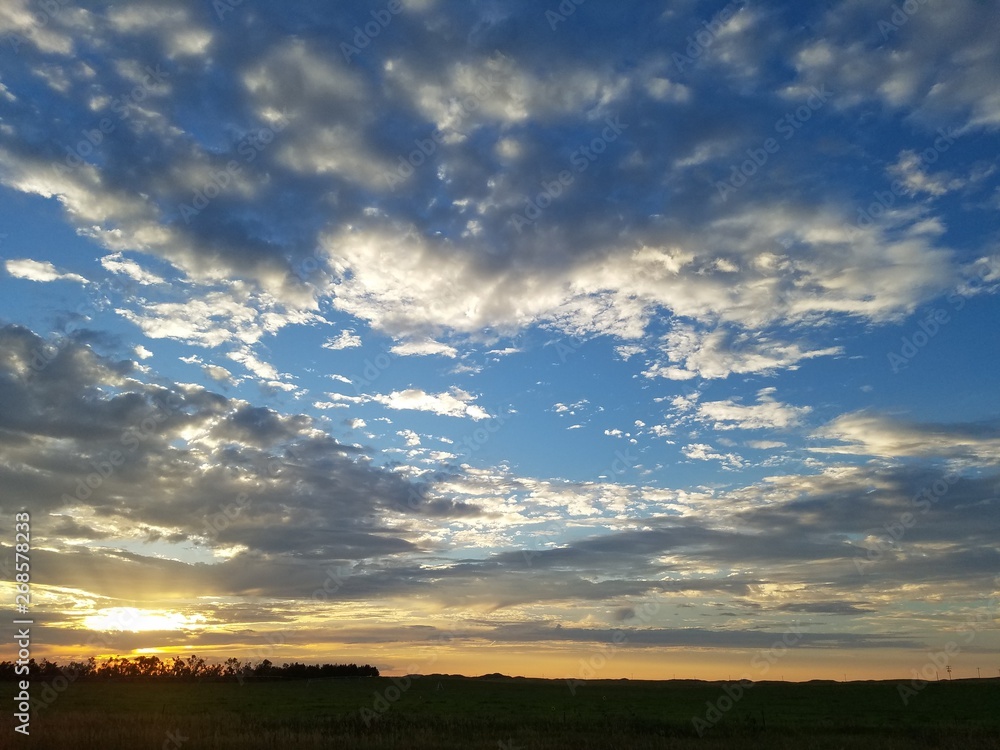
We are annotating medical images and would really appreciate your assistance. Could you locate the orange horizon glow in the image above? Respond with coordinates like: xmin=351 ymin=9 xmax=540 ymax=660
xmin=29 ymin=640 xmax=994 ymax=684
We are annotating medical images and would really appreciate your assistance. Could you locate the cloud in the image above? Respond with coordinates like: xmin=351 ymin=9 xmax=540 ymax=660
xmin=0 ymin=0 xmax=978 ymax=387
xmin=646 ymin=325 xmax=843 ymax=381
xmin=3 ymin=324 xmax=1000 ymax=658
xmin=397 ymin=429 xmax=421 ymax=447
xmin=696 ymin=388 xmax=812 ymax=431
xmin=746 ymin=440 xmax=787 ymax=450
xmin=204 ymin=364 xmax=235 ymax=384
xmin=553 ymin=399 xmax=590 ymax=415
xmin=323 ymin=330 xmax=363 ymax=350
xmin=887 ymin=151 xmax=964 ymax=197
xmin=390 ymin=339 xmax=459 ymax=358
xmin=116 ymin=282 xmax=323 ymax=352
xmin=100 ymin=253 xmax=166 ymax=285
xmin=0 ymin=324 xmax=476 ymax=572
xmin=373 ymin=387 xmax=492 ymax=420
xmin=5 ymin=258 xmax=88 ymax=284
xmin=682 ymin=443 xmax=745 ymax=470
xmin=812 ymin=412 xmax=1000 ymax=465
xmin=791 ymin=0 xmax=1000 ymax=132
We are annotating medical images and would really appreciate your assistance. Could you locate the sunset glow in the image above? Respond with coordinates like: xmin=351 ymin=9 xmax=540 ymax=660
xmin=1 ymin=0 xmax=999 ymax=685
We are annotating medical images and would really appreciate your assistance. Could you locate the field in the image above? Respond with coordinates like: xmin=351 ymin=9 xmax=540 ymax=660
xmin=4 ymin=675 xmax=999 ymax=748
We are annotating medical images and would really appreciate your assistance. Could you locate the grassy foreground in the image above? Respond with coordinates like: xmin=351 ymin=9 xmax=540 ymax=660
xmin=4 ymin=675 xmax=999 ymax=748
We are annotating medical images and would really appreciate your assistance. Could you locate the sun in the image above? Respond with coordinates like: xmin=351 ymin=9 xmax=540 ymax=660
xmin=83 ymin=607 xmax=205 ymax=632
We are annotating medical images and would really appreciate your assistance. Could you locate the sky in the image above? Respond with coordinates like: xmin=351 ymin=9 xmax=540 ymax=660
xmin=0 ymin=0 xmax=999 ymax=682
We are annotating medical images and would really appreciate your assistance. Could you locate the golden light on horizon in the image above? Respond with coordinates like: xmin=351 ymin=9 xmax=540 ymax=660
xmin=83 ymin=607 xmax=206 ymax=633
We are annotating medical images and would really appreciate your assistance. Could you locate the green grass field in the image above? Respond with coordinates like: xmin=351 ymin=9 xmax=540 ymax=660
xmin=4 ymin=675 xmax=999 ymax=748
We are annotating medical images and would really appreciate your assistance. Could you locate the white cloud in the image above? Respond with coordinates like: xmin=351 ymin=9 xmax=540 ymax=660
xmin=646 ymin=325 xmax=843 ymax=381
xmin=204 ymin=364 xmax=235 ymax=384
xmin=791 ymin=1 xmax=1000 ymax=132
xmin=553 ymin=399 xmax=589 ymax=416
xmin=746 ymin=440 xmax=787 ymax=450
xmin=373 ymin=387 xmax=492 ymax=420
xmin=0 ymin=0 xmax=75 ymax=54
xmin=243 ymin=40 xmax=392 ymax=188
xmin=614 ymin=344 xmax=645 ymax=361
xmin=100 ymin=253 xmax=166 ymax=285
xmin=108 ymin=5 xmax=212 ymax=59
xmin=812 ymin=412 xmax=1000 ymax=465
xmin=5 ymin=258 xmax=88 ymax=284
xmin=116 ymin=282 xmax=323 ymax=351
xmin=390 ymin=339 xmax=458 ymax=358
xmin=696 ymin=389 xmax=812 ymax=431
xmin=384 ymin=51 xmax=627 ymax=136
xmin=227 ymin=348 xmax=281 ymax=381
xmin=682 ymin=443 xmax=745 ymax=470
xmin=645 ymin=77 xmax=690 ymax=103
xmin=323 ymin=330 xmax=362 ymax=350
xmin=397 ymin=429 xmax=421 ymax=446
xmin=887 ymin=151 xmax=965 ymax=198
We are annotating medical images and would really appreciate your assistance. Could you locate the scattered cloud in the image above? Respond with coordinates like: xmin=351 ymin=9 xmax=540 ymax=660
xmin=5 ymin=258 xmax=88 ymax=284
xmin=390 ymin=339 xmax=459 ymax=358
xmin=697 ymin=388 xmax=811 ymax=431
xmin=323 ymin=330 xmax=363 ymax=350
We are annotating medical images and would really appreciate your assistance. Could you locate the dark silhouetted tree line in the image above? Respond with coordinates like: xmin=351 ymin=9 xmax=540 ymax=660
xmin=0 ymin=656 xmax=378 ymax=681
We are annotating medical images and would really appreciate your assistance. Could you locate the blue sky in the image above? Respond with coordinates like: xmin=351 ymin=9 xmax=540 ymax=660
xmin=0 ymin=0 xmax=999 ymax=680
